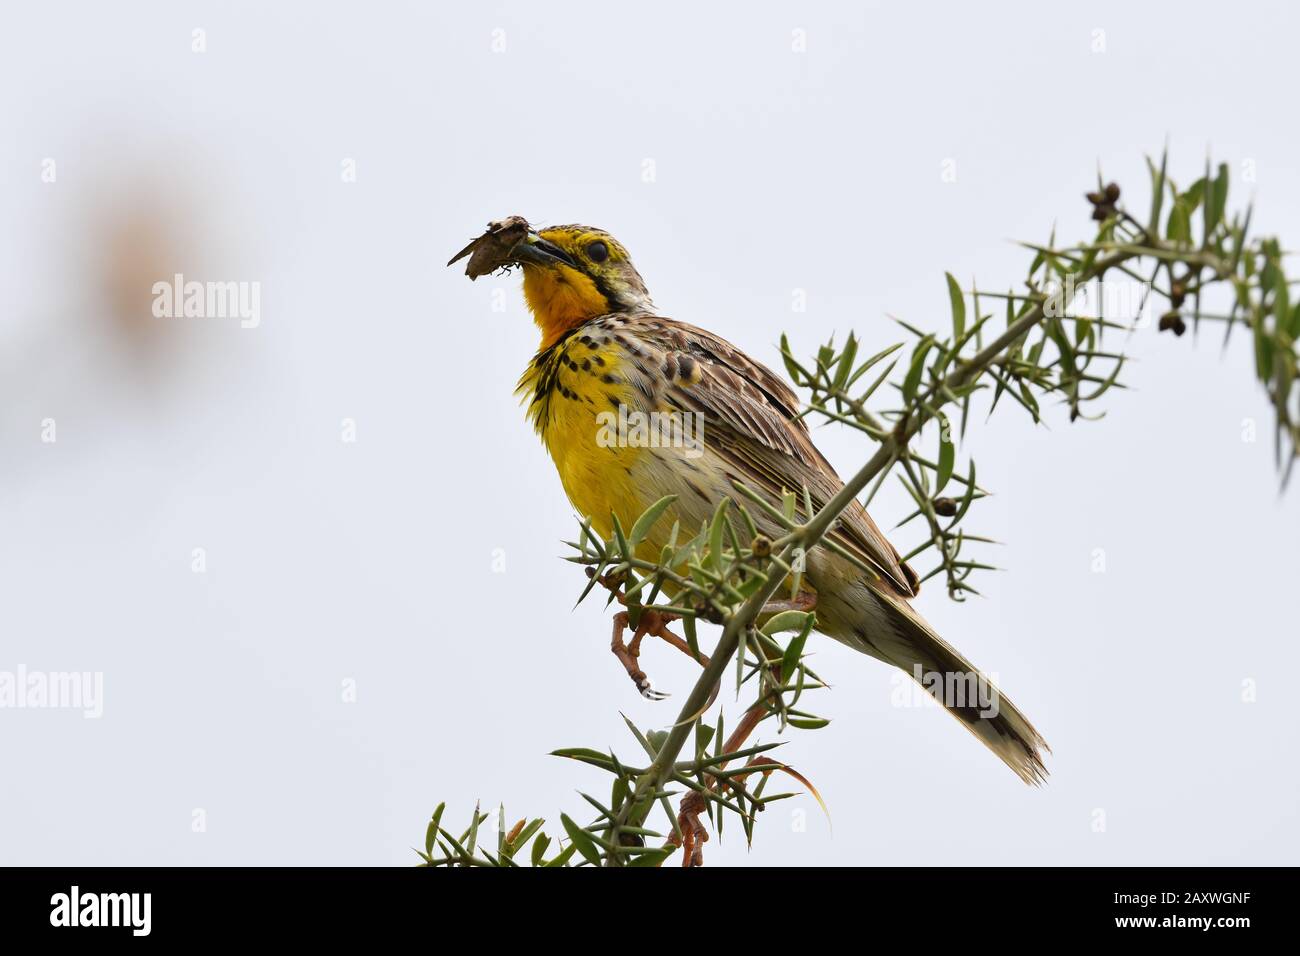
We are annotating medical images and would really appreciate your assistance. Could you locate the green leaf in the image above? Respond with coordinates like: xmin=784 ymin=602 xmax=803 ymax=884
xmin=1253 ymin=317 xmax=1273 ymax=381
xmin=787 ymin=716 xmax=831 ymax=730
xmin=531 ymin=832 xmax=551 ymax=866
xmin=610 ymin=513 xmax=630 ymax=565
xmin=953 ymin=459 xmax=979 ymax=523
xmin=781 ymin=626 xmax=811 ymax=684
xmin=1271 ymin=259 xmax=1290 ymax=332
xmin=816 ymin=339 xmax=835 ymax=377
xmin=1017 ymin=381 xmax=1041 ymax=422
xmin=671 ymin=524 xmax=708 ymax=567
xmin=831 ymin=332 xmax=858 ymax=392
xmin=735 ymin=573 xmax=767 ymax=598
xmin=629 ymin=495 xmax=677 ymax=547
xmin=846 ymin=341 xmax=903 ymax=389
xmin=466 ymin=802 xmax=482 ymax=855
xmin=1209 ymin=162 xmax=1229 ymax=236
xmin=735 ymin=623 xmax=748 ymax=695
xmin=763 ymin=609 xmax=812 ymax=635
xmin=779 ymin=333 xmax=803 ymax=384
xmin=1166 ymin=197 xmax=1191 ymax=244
xmin=707 ymin=497 xmax=730 ymax=572
xmin=682 ymin=614 xmax=701 ymax=663
xmin=935 ymin=416 xmax=955 ymax=494
xmin=695 ymin=720 xmax=715 ymax=758
xmin=1147 ymin=151 xmax=1168 ymax=235
xmin=946 ymin=272 xmax=966 ymax=341
xmin=628 ymin=846 xmax=676 ymax=867
xmin=544 ymin=843 xmax=578 ymax=867
xmin=902 ymin=338 xmax=935 ymax=402
xmin=550 ymin=748 xmax=617 ymax=771
xmin=560 ymin=814 xmax=603 ymax=867
xmin=425 ymin=802 xmax=445 ymax=857
xmin=610 ymin=775 xmax=629 ymax=813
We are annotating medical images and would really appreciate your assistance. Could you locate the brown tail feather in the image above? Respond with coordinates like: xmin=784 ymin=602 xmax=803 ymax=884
xmin=852 ymin=591 xmax=1050 ymax=784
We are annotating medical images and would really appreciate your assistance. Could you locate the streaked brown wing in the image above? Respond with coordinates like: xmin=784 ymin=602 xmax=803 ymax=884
xmin=623 ymin=315 xmax=918 ymax=598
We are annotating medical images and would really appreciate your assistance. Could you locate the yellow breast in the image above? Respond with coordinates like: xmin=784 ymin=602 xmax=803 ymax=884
xmin=517 ymin=331 xmax=649 ymax=542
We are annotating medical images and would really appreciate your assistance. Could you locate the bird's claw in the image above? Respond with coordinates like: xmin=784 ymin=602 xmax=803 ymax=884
xmin=612 ymin=611 xmax=674 ymax=702
xmin=638 ymin=680 xmax=670 ymax=701
xmin=595 ymin=576 xmax=710 ymax=699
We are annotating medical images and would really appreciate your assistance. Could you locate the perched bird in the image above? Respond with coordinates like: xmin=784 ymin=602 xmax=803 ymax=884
xmin=450 ymin=218 xmax=1048 ymax=784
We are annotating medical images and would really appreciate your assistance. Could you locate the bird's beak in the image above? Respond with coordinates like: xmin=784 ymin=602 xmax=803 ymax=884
xmin=512 ymin=232 xmax=580 ymax=270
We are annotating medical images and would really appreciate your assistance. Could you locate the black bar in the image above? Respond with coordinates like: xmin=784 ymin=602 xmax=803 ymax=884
xmin=0 ymin=867 xmax=1286 ymax=941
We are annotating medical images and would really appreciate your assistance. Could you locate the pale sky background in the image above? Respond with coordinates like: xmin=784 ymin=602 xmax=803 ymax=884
xmin=2 ymin=1 xmax=1297 ymax=866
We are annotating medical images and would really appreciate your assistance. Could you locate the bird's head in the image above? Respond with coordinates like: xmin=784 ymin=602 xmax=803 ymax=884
xmin=449 ymin=218 xmax=653 ymax=348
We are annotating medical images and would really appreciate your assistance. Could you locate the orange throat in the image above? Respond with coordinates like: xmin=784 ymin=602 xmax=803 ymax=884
xmin=522 ymin=264 xmax=612 ymax=349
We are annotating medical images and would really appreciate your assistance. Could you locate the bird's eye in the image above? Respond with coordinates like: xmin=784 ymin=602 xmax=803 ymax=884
xmin=586 ymin=241 xmax=609 ymax=264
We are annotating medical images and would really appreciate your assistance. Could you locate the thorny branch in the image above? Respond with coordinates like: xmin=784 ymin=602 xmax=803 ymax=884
xmin=419 ymin=152 xmax=1300 ymax=867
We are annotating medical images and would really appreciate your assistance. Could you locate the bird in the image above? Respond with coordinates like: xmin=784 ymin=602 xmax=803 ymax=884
xmin=449 ymin=217 xmax=1049 ymax=785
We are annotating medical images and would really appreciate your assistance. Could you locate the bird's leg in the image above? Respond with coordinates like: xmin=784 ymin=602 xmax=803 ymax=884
xmin=591 ymin=569 xmax=711 ymax=698
xmin=759 ymin=590 xmax=818 ymax=616
xmin=643 ymin=610 xmax=710 ymax=668
xmin=670 ymin=695 xmax=771 ymax=867
xmin=676 ymin=791 xmax=709 ymax=867
xmin=610 ymin=611 xmax=668 ymax=700
xmin=668 ymin=596 xmax=816 ymax=867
